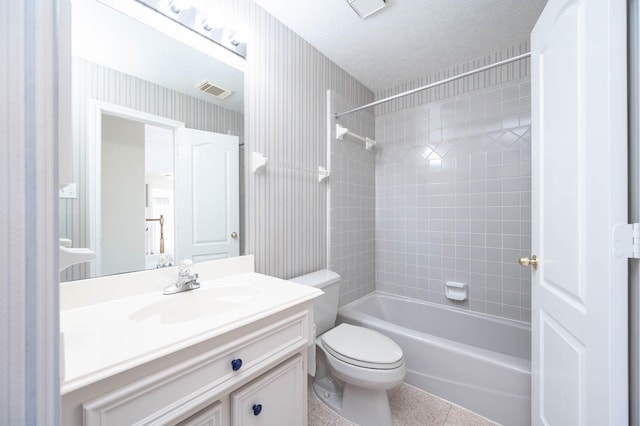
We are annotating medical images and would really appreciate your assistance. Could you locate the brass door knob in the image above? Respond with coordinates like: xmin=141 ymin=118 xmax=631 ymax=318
xmin=231 ymin=232 xmax=238 ymax=239
xmin=518 ymin=255 xmax=538 ymax=270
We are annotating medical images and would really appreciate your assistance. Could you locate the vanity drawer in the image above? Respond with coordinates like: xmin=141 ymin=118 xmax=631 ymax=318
xmin=83 ymin=310 xmax=310 ymax=426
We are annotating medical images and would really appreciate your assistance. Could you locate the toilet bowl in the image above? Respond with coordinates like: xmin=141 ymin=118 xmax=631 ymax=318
xmin=289 ymin=270 xmax=406 ymax=426
xmin=314 ymin=323 xmax=406 ymax=426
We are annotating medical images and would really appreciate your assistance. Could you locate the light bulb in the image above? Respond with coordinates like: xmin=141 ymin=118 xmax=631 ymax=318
xmin=168 ymin=0 xmax=192 ymax=14
xmin=230 ymin=25 xmax=249 ymax=44
xmin=201 ymin=17 xmax=212 ymax=31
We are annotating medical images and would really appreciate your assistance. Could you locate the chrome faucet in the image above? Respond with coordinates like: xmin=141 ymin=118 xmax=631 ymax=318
xmin=163 ymin=259 xmax=200 ymax=295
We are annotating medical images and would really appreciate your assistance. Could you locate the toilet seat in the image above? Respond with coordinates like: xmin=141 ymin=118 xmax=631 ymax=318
xmin=320 ymin=324 xmax=404 ymax=369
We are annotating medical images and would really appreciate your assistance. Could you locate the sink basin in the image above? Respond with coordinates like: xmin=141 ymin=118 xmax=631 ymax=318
xmin=130 ymin=284 xmax=257 ymax=324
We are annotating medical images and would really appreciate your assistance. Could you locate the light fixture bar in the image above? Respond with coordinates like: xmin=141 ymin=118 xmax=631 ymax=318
xmin=134 ymin=0 xmax=247 ymax=58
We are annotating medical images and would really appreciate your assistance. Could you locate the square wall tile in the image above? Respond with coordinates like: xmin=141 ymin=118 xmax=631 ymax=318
xmin=374 ymin=76 xmax=532 ymax=323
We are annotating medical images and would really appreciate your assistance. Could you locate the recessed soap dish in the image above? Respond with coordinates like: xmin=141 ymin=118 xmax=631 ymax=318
xmin=445 ymin=281 xmax=468 ymax=301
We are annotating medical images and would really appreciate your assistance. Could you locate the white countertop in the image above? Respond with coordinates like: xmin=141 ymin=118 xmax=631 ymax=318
xmin=60 ymin=257 xmax=321 ymax=395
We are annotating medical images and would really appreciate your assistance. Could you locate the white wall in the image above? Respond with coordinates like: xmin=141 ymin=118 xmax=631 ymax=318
xmin=101 ymin=114 xmax=146 ymax=276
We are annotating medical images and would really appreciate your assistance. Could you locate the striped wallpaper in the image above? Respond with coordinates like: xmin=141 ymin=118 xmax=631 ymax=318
xmin=61 ymin=58 xmax=244 ymax=281
xmin=2 ymin=0 xmax=61 ymax=421
xmin=242 ymin=2 xmax=374 ymax=279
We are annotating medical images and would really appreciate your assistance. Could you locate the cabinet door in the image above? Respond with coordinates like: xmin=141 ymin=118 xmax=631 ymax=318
xmin=177 ymin=400 xmax=227 ymax=426
xmin=231 ymin=355 xmax=305 ymax=426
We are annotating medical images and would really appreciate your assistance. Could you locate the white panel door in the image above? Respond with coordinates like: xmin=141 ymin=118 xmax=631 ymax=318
xmin=176 ymin=128 xmax=239 ymax=263
xmin=530 ymin=0 xmax=627 ymax=425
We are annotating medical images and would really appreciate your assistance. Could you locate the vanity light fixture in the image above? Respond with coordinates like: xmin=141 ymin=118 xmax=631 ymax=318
xmin=134 ymin=0 xmax=247 ymax=58
xmin=347 ymin=0 xmax=387 ymax=19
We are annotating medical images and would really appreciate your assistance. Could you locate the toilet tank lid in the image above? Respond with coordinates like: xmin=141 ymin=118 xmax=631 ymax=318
xmin=288 ymin=269 xmax=340 ymax=288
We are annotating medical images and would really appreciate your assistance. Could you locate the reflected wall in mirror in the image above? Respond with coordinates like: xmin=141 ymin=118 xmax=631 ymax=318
xmin=61 ymin=0 xmax=245 ymax=281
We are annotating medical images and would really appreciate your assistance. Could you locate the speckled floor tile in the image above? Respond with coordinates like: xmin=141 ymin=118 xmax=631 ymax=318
xmin=309 ymin=401 xmax=358 ymax=426
xmin=307 ymin=381 xmax=502 ymax=426
xmin=444 ymin=405 xmax=499 ymax=426
xmin=389 ymin=383 xmax=451 ymax=426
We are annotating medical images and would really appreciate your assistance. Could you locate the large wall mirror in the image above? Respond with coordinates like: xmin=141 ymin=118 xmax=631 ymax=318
xmin=61 ymin=0 xmax=245 ymax=281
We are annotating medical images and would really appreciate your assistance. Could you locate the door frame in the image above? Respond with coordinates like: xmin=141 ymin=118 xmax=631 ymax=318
xmin=2 ymin=0 xmax=64 ymax=422
xmin=630 ymin=0 xmax=640 ymax=422
xmin=88 ymin=100 xmax=185 ymax=276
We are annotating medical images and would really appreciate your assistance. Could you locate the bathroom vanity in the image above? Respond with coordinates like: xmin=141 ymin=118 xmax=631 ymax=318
xmin=60 ymin=256 xmax=322 ymax=425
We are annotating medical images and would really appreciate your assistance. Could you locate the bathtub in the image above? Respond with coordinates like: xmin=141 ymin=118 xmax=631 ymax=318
xmin=337 ymin=292 xmax=531 ymax=426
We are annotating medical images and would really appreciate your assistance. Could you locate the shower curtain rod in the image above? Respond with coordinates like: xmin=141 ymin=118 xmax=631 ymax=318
xmin=334 ymin=52 xmax=531 ymax=119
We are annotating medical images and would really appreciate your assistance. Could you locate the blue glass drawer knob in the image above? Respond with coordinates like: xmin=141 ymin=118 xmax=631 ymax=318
xmin=252 ymin=404 xmax=262 ymax=416
xmin=231 ymin=358 xmax=243 ymax=371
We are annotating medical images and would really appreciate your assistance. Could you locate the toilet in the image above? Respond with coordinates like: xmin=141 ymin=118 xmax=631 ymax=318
xmin=290 ymin=270 xmax=406 ymax=426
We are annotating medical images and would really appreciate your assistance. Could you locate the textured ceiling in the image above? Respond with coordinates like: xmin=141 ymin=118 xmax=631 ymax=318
xmin=253 ymin=0 xmax=547 ymax=91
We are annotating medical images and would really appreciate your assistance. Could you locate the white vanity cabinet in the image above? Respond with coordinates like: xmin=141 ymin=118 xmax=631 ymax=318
xmin=60 ymin=258 xmax=321 ymax=426
xmin=62 ymin=303 xmax=313 ymax=426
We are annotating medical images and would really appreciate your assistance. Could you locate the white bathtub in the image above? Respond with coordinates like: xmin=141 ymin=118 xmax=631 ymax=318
xmin=337 ymin=292 xmax=531 ymax=426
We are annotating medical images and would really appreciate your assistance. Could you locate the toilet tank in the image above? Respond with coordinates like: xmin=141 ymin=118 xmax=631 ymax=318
xmin=289 ymin=269 xmax=341 ymax=335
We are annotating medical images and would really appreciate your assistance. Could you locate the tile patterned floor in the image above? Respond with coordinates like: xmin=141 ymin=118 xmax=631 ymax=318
xmin=307 ymin=382 xmax=499 ymax=426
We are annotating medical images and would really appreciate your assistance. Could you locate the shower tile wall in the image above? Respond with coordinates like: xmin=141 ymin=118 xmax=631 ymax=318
xmin=329 ymin=92 xmax=376 ymax=306
xmin=375 ymin=77 xmax=532 ymax=322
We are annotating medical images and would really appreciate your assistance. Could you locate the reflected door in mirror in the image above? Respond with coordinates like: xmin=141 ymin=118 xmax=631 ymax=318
xmin=176 ymin=128 xmax=239 ymax=263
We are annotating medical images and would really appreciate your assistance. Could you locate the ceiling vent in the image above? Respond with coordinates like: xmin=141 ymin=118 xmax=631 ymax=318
xmin=196 ymin=80 xmax=232 ymax=100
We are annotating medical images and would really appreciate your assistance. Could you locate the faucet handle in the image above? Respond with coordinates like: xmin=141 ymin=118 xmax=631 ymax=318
xmin=178 ymin=259 xmax=194 ymax=276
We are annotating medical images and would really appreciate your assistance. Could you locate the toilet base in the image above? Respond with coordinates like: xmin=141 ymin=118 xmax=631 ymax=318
xmin=313 ymin=376 xmax=343 ymax=411
xmin=313 ymin=376 xmax=393 ymax=426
